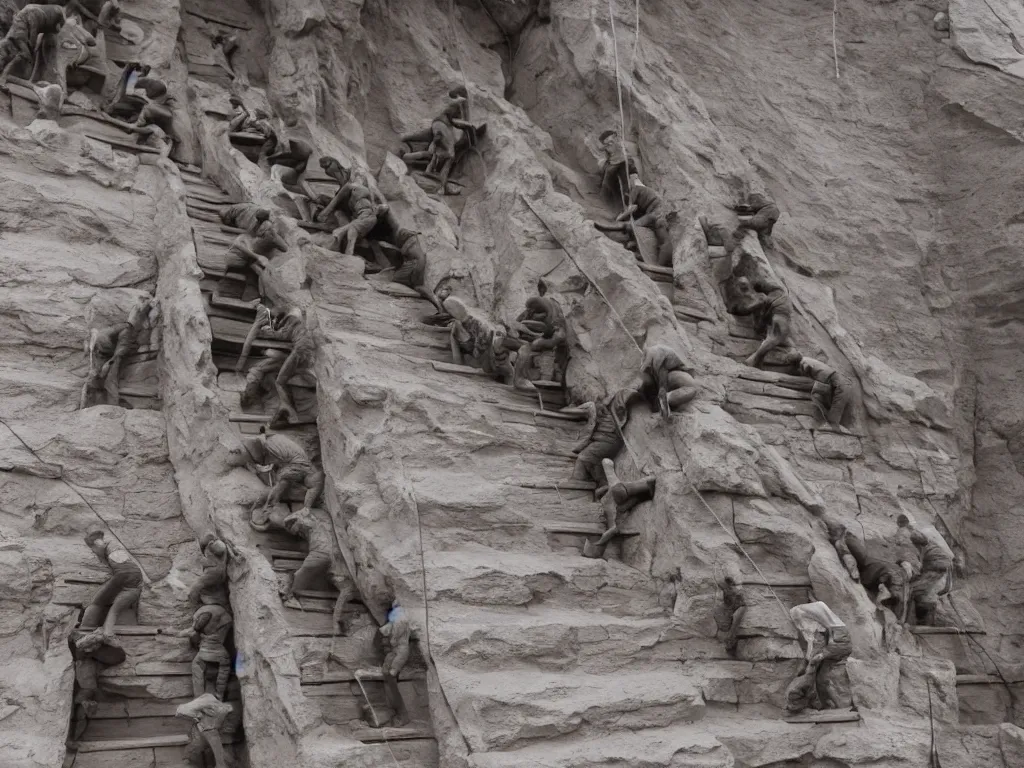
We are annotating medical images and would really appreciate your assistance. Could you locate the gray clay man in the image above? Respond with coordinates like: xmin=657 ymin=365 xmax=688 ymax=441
xmin=786 ymin=601 xmax=852 ymax=714
xmin=582 ymin=458 xmax=654 ymax=557
xmin=176 ymin=693 xmax=234 ymax=768
xmin=177 ymin=604 xmax=233 ymax=700
xmin=82 ymin=529 xmax=143 ymax=639
xmin=728 ymin=276 xmax=792 ymax=369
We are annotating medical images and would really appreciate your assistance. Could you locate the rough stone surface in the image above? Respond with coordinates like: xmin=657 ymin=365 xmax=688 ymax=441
xmin=2 ymin=0 xmax=1024 ymax=767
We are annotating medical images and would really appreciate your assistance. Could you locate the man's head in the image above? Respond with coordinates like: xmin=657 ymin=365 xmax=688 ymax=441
xmin=229 ymin=96 xmax=243 ymax=108
xmin=84 ymin=529 xmax=105 ymax=553
xmin=733 ymin=276 xmax=752 ymax=295
xmin=525 ymin=296 xmax=548 ymax=316
xmin=896 ymin=514 xmax=912 ymax=529
xmin=254 ymin=208 xmax=271 ymax=224
xmin=253 ymin=108 xmax=269 ymax=120
xmin=748 ymin=192 xmax=771 ymax=209
xmin=599 ymin=129 xmax=617 ymax=148
xmin=449 ymin=84 xmax=467 ymax=99
xmin=443 ymin=296 xmax=468 ymax=321
xmin=910 ymin=530 xmax=929 ymax=547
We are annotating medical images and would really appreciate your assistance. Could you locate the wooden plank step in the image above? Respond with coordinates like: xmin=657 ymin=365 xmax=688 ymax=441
xmin=673 ymin=304 xmax=715 ymax=323
xmin=541 ymin=521 xmax=639 ymax=537
xmin=294 ymin=589 xmax=339 ymax=600
xmin=184 ymin=6 xmax=253 ymax=30
xmin=228 ymin=413 xmax=318 ymax=426
xmin=351 ymin=724 xmax=434 ymax=743
xmin=72 ymin=735 xmax=189 ymax=752
xmin=909 ymin=626 xmax=986 ymax=636
xmin=741 ymin=578 xmax=812 ymax=588
xmin=729 ymin=379 xmax=811 ymax=402
xmin=509 ymin=479 xmax=596 ymax=491
xmin=78 ymin=715 xmax=189 ymax=742
xmin=956 ymin=674 xmax=1024 ymax=685
xmin=431 ymin=360 xmax=488 ymax=377
xmin=62 ymin=570 xmax=108 ymax=584
xmin=373 ymin=282 xmax=423 ymax=300
xmin=85 ymin=134 xmax=159 ymax=154
xmin=112 ymin=626 xmax=162 ymax=636
xmin=296 ymin=220 xmax=336 ymax=233
xmin=736 ymin=368 xmax=813 ymax=391
xmin=186 ymin=191 xmax=233 ymax=206
xmin=262 ymin=547 xmax=307 ymax=560
xmin=91 ymin=700 xmax=190 ymax=719
xmin=495 ymin=403 xmax=584 ymax=422
xmin=300 ymin=668 xmax=425 ymax=684
xmin=188 ymin=63 xmax=233 ymax=80
xmin=784 ymin=711 xmax=860 ymax=724
xmin=637 ymin=262 xmax=673 ymax=282
xmin=99 ymin=661 xmax=191 ymax=678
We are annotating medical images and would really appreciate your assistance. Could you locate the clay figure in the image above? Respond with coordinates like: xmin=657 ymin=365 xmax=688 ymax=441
xmin=69 ymin=627 xmax=127 ymax=739
xmin=189 ymin=533 xmax=230 ymax=609
xmin=0 ymin=4 xmax=65 ymax=82
xmin=401 ymin=100 xmax=474 ymax=191
xmin=735 ymin=192 xmax=780 ymax=247
xmin=102 ymin=60 xmax=148 ymax=116
xmin=176 ymin=694 xmax=234 ymax=768
xmin=257 ymin=306 xmax=315 ymax=426
xmin=280 ymin=507 xmax=356 ymax=632
xmin=176 ymin=604 xmax=232 ymax=700
xmin=211 ymin=30 xmax=245 ymax=84
xmin=379 ymin=602 xmax=411 ymax=726
xmin=219 ymin=202 xmax=272 ymax=233
xmin=226 ymin=208 xmax=288 ymax=279
xmin=908 ymin=527 xmax=953 ymax=626
xmin=242 ymin=428 xmax=323 ymax=520
xmin=318 ymin=160 xmax=389 ymax=254
xmin=597 ymin=128 xmax=639 ymax=203
xmin=391 ymin=227 xmax=445 ymax=313
xmin=798 ymin=356 xmax=853 ymax=430
xmin=594 ymin=177 xmax=674 ymax=264
xmin=512 ymin=294 xmax=569 ymax=391
xmin=637 ymin=344 xmax=698 ymax=420
xmin=568 ymin=388 xmax=639 ymax=488
xmin=728 ymin=276 xmax=792 ymax=368
xmin=787 ymin=601 xmax=852 ymax=713
xmin=718 ymin=576 xmax=747 ymax=657
xmin=234 ymin=301 xmax=272 ymax=373
xmin=82 ymin=529 xmax=143 ymax=639
xmin=829 ymin=522 xmax=907 ymax=617
xmin=582 ymin=457 xmax=654 ymax=557
xmin=132 ymin=77 xmax=176 ymax=148
xmin=31 ymin=78 xmax=61 ymax=118
xmin=80 ymin=294 xmax=158 ymax=409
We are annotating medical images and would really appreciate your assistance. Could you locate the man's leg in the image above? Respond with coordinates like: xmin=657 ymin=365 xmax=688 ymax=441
xmin=383 ymin=671 xmax=409 ymax=726
xmin=827 ymin=375 xmax=852 ymax=427
xmin=102 ymin=584 xmax=140 ymax=637
xmin=665 ymin=370 xmax=698 ymax=411
xmin=746 ymin=314 xmax=790 ymax=368
xmin=191 ymin=654 xmax=208 ymax=698
xmin=302 ymin=469 xmax=324 ymax=511
xmin=81 ymin=578 xmax=119 ymax=629
xmin=287 ymin=551 xmax=330 ymax=599
xmin=725 ymin=605 xmax=746 ymax=657
xmin=198 ymin=725 xmax=229 ymax=768
xmin=214 ymin=651 xmax=231 ymax=699
xmin=241 ymin=355 xmax=283 ymax=409
xmin=273 ymin=349 xmax=302 ymax=422
xmin=330 ymin=572 xmax=355 ymax=634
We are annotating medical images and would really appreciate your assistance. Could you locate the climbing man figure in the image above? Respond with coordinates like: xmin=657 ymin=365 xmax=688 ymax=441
xmin=512 ymin=293 xmax=569 ymax=393
xmin=567 ymin=388 xmax=639 ymax=490
xmin=637 ymin=343 xmax=698 ymax=420
xmin=177 ymin=604 xmax=233 ymax=700
xmin=391 ymin=227 xmax=446 ymax=313
xmin=797 ymin=355 xmax=853 ymax=431
xmin=359 ymin=600 xmax=412 ymax=727
xmin=176 ymin=694 xmax=235 ymax=768
xmin=728 ymin=276 xmax=792 ymax=369
xmin=0 ymin=4 xmax=65 ymax=82
xmin=241 ymin=427 xmax=323 ymax=524
xmin=582 ymin=457 xmax=654 ymax=557
xmin=908 ymin=524 xmax=954 ymax=627
xmin=188 ymin=532 xmax=231 ymax=610
xmin=317 ymin=160 xmax=389 ymax=255
xmin=717 ymin=575 xmax=747 ymax=658
xmin=256 ymin=305 xmax=315 ymax=426
xmin=82 ymin=529 xmax=143 ymax=639
xmin=786 ymin=600 xmax=852 ymax=714
xmin=594 ymin=176 xmax=674 ymax=265
xmin=226 ymin=207 xmax=289 ymax=280
xmin=735 ymin=192 xmax=780 ymax=248
xmin=279 ymin=507 xmax=356 ymax=632
xmin=80 ymin=293 xmax=158 ymax=409
xmin=828 ymin=521 xmax=907 ymax=620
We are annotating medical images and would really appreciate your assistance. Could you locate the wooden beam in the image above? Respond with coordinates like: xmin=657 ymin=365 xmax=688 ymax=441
xmin=509 ymin=479 xmax=596 ymax=491
xmin=909 ymin=626 xmax=986 ymax=636
xmin=85 ymin=134 xmax=158 ymax=154
xmin=71 ymin=735 xmax=189 ymax=752
xmin=784 ymin=711 xmax=860 ymax=724
xmin=956 ymin=674 xmax=1024 ymax=685
xmin=741 ymin=578 xmax=812 ymax=588
xmin=184 ymin=8 xmax=252 ymax=30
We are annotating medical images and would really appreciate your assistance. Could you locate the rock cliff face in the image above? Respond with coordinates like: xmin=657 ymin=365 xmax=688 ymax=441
xmin=4 ymin=0 xmax=1024 ymax=767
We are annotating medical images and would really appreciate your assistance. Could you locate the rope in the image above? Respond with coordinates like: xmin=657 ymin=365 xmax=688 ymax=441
xmin=0 ymin=415 xmax=151 ymax=584
xmin=607 ymin=0 xmax=654 ymax=266
xmin=832 ymin=0 xmax=840 ymax=79
xmin=352 ymin=673 xmax=403 ymax=768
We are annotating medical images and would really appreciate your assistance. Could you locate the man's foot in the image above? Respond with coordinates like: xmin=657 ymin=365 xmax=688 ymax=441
xmin=282 ymin=595 xmax=301 ymax=609
xmin=582 ymin=539 xmax=604 ymax=558
xmin=743 ymin=354 xmax=761 ymax=368
xmin=391 ymin=712 xmax=410 ymax=728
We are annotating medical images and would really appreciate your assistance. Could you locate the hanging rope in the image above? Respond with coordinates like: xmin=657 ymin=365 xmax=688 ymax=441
xmin=607 ymin=0 xmax=654 ymax=266
xmin=0 ymin=415 xmax=151 ymax=584
xmin=832 ymin=0 xmax=840 ymax=79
